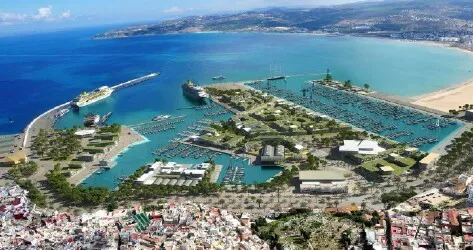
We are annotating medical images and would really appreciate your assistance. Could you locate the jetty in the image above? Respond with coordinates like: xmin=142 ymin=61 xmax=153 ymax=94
xmin=22 ymin=72 xmax=161 ymax=149
xmin=111 ymin=72 xmax=160 ymax=90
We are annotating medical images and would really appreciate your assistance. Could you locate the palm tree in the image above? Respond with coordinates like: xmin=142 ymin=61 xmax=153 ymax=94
xmin=256 ymin=198 xmax=263 ymax=208
xmin=334 ymin=199 xmax=340 ymax=207
xmin=363 ymin=83 xmax=370 ymax=90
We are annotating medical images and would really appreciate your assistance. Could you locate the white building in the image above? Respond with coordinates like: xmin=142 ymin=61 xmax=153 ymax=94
xmin=339 ymin=140 xmax=386 ymax=155
xmin=298 ymin=170 xmax=348 ymax=194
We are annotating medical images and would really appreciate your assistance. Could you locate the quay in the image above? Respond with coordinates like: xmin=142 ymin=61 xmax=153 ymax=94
xmin=177 ymin=140 xmax=233 ymax=156
xmin=69 ymin=126 xmax=147 ymax=186
xmin=111 ymin=72 xmax=160 ymax=90
xmin=176 ymin=140 xmax=257 ymax=163
xmin=22 ymin=72 xmax=161 ymax=150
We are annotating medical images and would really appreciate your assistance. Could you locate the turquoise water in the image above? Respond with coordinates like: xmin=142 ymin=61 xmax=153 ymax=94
xmin=2 ymin=28 xmax=473 ymax=188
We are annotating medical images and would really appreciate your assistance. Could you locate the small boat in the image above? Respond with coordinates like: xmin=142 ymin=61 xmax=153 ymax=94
xmin=55 ymin=109 xmax=69 ymax=119
xmin=152 ymin=115 xmax=170 ymax=121
xmin=212 ymin=76 xmax=225 ymax=80
xmin=95 ymin=171 xmax=102 ymax=175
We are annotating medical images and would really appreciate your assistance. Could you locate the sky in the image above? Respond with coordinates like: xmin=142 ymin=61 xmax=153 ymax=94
xmin=0 ymin=0 xmax=366 ymax=35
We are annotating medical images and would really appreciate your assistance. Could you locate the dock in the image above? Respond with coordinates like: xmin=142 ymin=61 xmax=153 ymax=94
xmin=111 ymin=72 xmax=160 ymax=90
xmin=23 ymin=72 xmax=161 ymax=149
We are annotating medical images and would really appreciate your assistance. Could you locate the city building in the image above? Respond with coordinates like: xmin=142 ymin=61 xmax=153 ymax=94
xmin=419 ymin=153 xmax=441 ymax=168
xmin=377 ymin=165 xmax=394 ymax=175
xmin=339 ymin=140 xmax=386 ymax=155
xmin=260 ymin=145 xmax=285 ymax=164
xmin=466 ymin=110 xmax=473 ymax=121
xmin=298 ymin=170 xmax=348 ymax=194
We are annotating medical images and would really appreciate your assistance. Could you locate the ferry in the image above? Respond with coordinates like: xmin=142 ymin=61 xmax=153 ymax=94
xmin=212 ymin=76 xmax=225 ymax=80
xmin=152 ymin=115 xmax=171 ymax=121
xmin=84 ymin=113 xmax=100 ymax=127
xmin=71 ymin=86 xmax=113 ymax=108
xmin=181 ymin=80 xmax=209 ymax=102
xmin=267 ymin=75 xmax=286 ymax=81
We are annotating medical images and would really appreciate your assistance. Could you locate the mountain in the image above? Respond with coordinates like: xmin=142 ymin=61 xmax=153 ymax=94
xmin=94 ymin=0 xmax=473 ymax=40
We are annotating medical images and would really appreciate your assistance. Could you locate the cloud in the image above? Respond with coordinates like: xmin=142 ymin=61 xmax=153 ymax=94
xmin=60 ymin=10 xmax=71 ymax=19
xmin=164 ymin=6 xmax=184 ymax=14
xmin=0 ymin=6 xmax=72 ymax=25
xmin=0 ymin=12 xmax=27 ymax=22
xmin=34 ymin=6 xmax=53 ymax=20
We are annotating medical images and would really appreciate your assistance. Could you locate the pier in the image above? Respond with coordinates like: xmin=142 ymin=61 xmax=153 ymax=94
xmin=22 ymin=72 xmax=161 ymax=150
xmin=111 ymin=72 xmax=160 ymax=90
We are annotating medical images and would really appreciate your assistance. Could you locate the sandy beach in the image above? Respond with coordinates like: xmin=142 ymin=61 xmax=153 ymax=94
xmin=412 ymin=78 xmax=473 ymax=113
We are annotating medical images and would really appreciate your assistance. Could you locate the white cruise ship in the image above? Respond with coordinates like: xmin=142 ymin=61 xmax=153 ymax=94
xmin=71 ymin=86 xmax=113 ymax=108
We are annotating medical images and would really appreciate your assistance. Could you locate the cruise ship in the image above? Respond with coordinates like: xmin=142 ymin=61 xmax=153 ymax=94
xmin=181 ymin=81 xmax=209 ymax=102
xmin=71 ymin=86 xmax=113 ymax=108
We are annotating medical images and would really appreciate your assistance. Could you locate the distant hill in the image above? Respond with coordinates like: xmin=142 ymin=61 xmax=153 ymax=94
xmin=94 ymin=0 xmax=473 ymax=39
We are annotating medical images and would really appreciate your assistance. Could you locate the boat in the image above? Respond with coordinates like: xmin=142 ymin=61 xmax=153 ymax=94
xmin=267 ymin=75 xmax=286 ymax=81
xmin=181 ymin=80 xmax=209 ymax=102
xmin=55 ymin=109 xmax=69 ymax=119
xmin=212 ymin=76 xmax=225 ymax=80
xmin=84 ymin=113 xmax=100 ymax=127
xmin=152 ymin=115 xmax=171 ymax=121
xmin=100 ymin=112 xmax=112 ymax=124
xmin=8 ymin=117 xmax=14 ymax=124
xmin=71 ymin=86 xmax=113 ymax=108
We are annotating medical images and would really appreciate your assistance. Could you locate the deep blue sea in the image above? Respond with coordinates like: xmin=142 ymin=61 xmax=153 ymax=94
xmin=2 ymin=26 xmax=473 ymax=188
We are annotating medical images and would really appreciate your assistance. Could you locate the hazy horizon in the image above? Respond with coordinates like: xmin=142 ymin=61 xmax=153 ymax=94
xmin=0 ymin=0 xmax=376 ymax=35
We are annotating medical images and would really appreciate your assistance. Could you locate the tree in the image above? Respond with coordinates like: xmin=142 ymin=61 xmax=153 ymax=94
xmin=361 ymin=201 xmax=367 ymax=211
xmin=343 ymin=80 xmax=352 ymax=89
xmin=107 ymin=199 xmax=118 ymax=212
xmin=256 ymin=198 xmax=263 ymax=208
xmin=334 ymin=199 xmax=340 ymax=208
xmin=364 ymin=83 xmax=370 ymax=90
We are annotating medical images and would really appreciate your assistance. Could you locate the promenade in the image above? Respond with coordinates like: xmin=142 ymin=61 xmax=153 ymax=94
xmin=69 ymin=126 xmax=146 ymax=185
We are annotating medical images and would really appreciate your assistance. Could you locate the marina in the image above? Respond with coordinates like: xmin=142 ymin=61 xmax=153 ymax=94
xmin=222 ymin=163 xmax=245 ymax=185
xmin=247 ymin=80 xmax=463 ymax=151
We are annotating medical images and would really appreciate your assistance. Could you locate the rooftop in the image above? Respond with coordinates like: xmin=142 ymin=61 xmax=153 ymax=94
xmin=299 ymin=170 xmax=345 ymax=181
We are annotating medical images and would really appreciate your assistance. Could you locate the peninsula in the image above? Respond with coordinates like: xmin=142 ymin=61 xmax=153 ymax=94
xmin=94 ymin=0 xmax=473 ymax=52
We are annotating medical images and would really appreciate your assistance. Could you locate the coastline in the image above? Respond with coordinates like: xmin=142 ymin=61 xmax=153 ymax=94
xmin=411 ymin=77 xmax=473 ymax=113
xmin=69 ymin=126 xmax=146 ymax=186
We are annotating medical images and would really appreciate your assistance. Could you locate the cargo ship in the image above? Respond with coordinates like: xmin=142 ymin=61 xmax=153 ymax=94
xmin=181 ymin=81 xmax=209 ymax=102
xmin=71 ymin=86 xmax=113 ymax=108
xmin=84 ymin=114 xmax=100 ymax=127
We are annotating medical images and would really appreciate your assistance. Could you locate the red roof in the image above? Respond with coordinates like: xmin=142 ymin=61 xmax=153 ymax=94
xmin=448 ymin=210 xmax=459 ymax=226
xmin=11 ymin=199 xmax=21 ymax=206
xmin=0 ymin=205 xmax=6 ymax=212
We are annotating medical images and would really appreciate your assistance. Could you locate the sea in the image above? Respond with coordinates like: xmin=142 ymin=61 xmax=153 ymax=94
xmin=1 ymin=26 xmax=473 ymax=189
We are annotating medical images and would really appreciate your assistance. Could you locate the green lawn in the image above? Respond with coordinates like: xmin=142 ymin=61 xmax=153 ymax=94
xmin=362 ymin=157 xmax=416 ymax=175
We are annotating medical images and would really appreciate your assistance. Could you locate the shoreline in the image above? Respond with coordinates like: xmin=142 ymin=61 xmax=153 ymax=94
xmin=69 ymin=126 xmax=146 ymax=186
xmin=411 ymin=77 xmax=473 ymax=113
